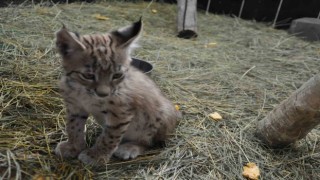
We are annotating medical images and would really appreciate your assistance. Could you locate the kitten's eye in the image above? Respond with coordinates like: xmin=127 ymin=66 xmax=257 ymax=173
xmin=112 ymin=73 xmax=123 ymax=80
xmin=80 ymin=73 xmax=95 ymax=81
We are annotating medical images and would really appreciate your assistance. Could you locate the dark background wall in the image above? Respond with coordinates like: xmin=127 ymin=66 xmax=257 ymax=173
xmin=163 ymin=0 xmax=320 ymax=28
xmin=1 ymin=0 xmax=319 ymax=29
xmin=197 ymin=0 xmax=320 ymax=28
xmin=0 ymin=0 xmax=94 ymax=7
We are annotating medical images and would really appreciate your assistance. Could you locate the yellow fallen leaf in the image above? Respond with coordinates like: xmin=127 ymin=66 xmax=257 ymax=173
xmin=36 ymin=7 xmax=50 ymax=15
xmin=175 ymin=105 xmax=180 ymax=111
xmin=151 ymin=9 xmax=158 ymax=13
xmin=242 ymin=162 xmax=260 ymax=180
xmin=94 ymin=14 xmax=109 ymax=20
xmin=204 ymin=42 xmax=217 ymax=48
xmin=208 ymin=112 xmax=222 ymax=121
xmin=32 ymin=175 xmax=50 ymax=180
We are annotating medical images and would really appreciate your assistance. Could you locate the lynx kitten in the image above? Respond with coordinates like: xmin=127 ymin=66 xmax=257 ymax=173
xmin=54 ymin=19 xmax=179 ymax=166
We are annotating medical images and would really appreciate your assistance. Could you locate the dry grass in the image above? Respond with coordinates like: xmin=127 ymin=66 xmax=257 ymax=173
xmin=1 ymin=1 xmax=320 ymax=179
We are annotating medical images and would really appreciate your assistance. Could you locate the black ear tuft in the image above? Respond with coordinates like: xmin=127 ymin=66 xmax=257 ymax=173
xmin=61 ymin=22 xmax=67 ymax=29
xmin=111 ymin=18 xmax=142 ymax=47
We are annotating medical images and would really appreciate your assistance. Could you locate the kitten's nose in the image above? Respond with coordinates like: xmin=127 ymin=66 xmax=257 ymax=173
xmin=94 ymin=86 xmax=110 ymax=97
xmin=95 ymin=91 xmax=109 ymax=97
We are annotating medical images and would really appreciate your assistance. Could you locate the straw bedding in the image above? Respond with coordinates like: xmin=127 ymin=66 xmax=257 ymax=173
xmin=1 ymin=1 xmax=320 ymax=179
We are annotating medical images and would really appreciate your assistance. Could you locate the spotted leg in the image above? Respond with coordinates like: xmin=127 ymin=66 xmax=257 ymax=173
xmin=55 ymin=105 xmax=88 ymax=159
xmin=78 ymin=111 xmax=133 ymax=166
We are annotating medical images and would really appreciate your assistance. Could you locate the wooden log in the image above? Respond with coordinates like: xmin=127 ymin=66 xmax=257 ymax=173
xmin=256 ymin=74 xmax=320 ymax=148
xmin=177 ymin=0 xmax=198 ymax=39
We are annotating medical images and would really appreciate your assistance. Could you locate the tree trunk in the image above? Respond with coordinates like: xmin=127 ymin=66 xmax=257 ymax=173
xmin=256 ymin=74 xmax=320 ymax=148
xmin=177 ymin=0 xmax=198 ymax=39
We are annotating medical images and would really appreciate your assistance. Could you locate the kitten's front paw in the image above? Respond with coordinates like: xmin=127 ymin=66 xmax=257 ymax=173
xmin=55 ymin=141 xmax=85 ymax=159
xmin=78 ymin=149 xmax=109 ymax=166
xmin=113 ymin=143 xmax=145 ymax=160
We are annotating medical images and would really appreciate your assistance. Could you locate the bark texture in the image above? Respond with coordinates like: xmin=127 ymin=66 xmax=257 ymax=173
xmin=256 ymin=74 xmax=320 ymax=148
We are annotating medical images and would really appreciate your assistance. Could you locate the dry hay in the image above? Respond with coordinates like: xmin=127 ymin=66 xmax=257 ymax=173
xmin=1 ymin=1 xmax=320 ymax=179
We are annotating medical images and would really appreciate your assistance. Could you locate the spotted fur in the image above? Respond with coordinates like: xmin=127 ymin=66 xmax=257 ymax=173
xmin=54 ymin=19 xmax=179 ymax=166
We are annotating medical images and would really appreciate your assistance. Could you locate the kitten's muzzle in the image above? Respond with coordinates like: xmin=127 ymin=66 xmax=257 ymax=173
xmin=94 ymin=85 xmax=110 ymax=97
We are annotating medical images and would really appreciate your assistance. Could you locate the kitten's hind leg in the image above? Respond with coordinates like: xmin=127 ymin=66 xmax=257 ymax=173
xmin=113 ymin=142 xmax=147 ymax=160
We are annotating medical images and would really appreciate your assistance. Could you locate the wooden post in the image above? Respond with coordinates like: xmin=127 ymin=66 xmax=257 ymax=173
xmin=177 ymin=0 xmax=198 ymax=39
xmin=272 ymin=0 xmax=283 ymax=28
xmin=256 ymin=74 xmax=320 ymax=148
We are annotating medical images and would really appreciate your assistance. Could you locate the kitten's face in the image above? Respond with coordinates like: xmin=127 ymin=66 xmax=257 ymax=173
xmin=55 ymin=20 xmax=142 ymax=96
xmin=57 ymin=33 xmax=126 ymax=90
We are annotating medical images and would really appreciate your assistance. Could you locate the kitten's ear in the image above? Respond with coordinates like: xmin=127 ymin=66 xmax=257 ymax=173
xmin=55 ymin=25 xmax=86 ymax=57
xmin=111 ymin=18 xmax=142 ymax=48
